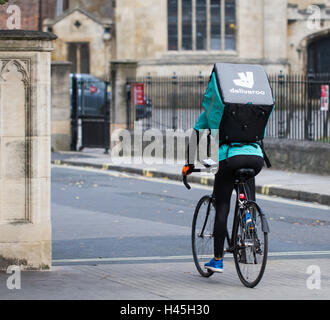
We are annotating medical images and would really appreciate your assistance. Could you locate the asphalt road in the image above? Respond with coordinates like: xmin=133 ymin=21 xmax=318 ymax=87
xmin=51 ymin=165 xmax=330 ymax=265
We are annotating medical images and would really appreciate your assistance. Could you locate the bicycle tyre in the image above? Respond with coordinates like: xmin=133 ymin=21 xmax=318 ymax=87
xmin=232 ymin=201 xmax=268 ymax=288
xmin=191 ymin=195 xmax=215 ymax=277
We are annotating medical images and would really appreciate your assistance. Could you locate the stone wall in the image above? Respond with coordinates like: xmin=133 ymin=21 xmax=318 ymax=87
xmin=263 ymin=138 xmax=330 ymax=175
xmin=289 ymin=0 xmax=329 ymax=9
xmin=51 ymin=61 xmax=71 ymax=151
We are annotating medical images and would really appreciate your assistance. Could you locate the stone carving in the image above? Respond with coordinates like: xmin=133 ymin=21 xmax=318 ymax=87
xmin=0 ymin=58 xmax=31 ymax=222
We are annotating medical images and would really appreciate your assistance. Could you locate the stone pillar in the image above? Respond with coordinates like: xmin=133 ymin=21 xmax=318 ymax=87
xmin=51 ymin=61 xmax=72 ymax=151
xmin=0 ymin=30 xmax=56 ymax=270
xmin=237 ymin=0 xmax=264 ymax=60
xmin=110 ymin=60 xmax=137 ymax=133
xmin=263 ymin=0 xmax=288 ymax=73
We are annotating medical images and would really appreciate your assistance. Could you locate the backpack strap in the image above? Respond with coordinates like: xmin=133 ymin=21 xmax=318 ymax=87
xmin=258 ymin=140 xmax=272 ymax=168
xmin=207 ymin=129 xmax=211 ymax=158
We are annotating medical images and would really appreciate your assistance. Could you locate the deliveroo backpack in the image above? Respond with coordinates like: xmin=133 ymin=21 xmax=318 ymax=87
xmin=202 ymin=63 xmax=274 ymax=167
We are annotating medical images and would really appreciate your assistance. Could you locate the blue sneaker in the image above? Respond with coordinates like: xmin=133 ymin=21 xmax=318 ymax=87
xmin=204 ymin=258 xmax=223 ymax=273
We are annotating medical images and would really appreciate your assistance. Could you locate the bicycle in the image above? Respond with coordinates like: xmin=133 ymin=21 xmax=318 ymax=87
xmin=183 ymin=160 xmax=270 ymax=288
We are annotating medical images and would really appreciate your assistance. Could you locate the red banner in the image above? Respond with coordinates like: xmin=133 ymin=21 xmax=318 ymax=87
xmin=321 ymin=85 xmax=329 ymax=111
xmin=132 ymin=83 xmax=145 ymax=105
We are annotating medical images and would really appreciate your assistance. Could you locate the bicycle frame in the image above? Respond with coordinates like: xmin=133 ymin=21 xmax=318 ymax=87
xmin=184 ymin=165 xmax=270 ymax=252
xmin=225 ymin=182 xmax=247 ymax=253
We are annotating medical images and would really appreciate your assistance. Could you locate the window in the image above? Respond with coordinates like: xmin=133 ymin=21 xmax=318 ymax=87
xmin=210 ymin=0 xmax=221 ymax=50
xmin=68 ymin=42 xmax=90 ymax=74
xmin=196 ymin=0 xmax=207 ymax=50
xmin=225 ymin=0 xmax=236 ymax=50
xmin=182 ymin=0 xmax=193 ymax=50
xmin=168 ymin=0 xmax=178 ymax=50
xmin=167 ymin=0 xmax=236 ymax=51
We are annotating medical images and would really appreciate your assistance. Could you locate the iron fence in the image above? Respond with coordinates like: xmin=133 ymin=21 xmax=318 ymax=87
xmin=126 ymin=73 xmax=330 ymax=142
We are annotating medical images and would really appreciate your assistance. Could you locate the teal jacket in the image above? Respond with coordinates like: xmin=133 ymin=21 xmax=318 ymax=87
xmin=193 ymin=111 xmax=264 ymax=162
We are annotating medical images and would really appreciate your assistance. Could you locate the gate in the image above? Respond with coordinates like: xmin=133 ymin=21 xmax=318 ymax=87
xmin=71 ymin=74 xmax=110 ymax=153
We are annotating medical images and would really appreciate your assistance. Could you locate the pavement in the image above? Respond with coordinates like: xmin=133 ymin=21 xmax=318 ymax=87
xmin=1 ymin=149 xmax=329 ymax=301
xmin=51 ymin=149 xmax=330 ymax=206
xmin=1 ymin=257 xmax=330 ymax=300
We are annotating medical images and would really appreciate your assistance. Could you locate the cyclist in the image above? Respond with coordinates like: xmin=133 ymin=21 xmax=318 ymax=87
xmin=182 ymin=119 xmax=265 ymax=273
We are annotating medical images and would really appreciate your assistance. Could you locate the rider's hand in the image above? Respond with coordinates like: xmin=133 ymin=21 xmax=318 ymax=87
xmin=182 ymin=164 xmax=195 ymax=176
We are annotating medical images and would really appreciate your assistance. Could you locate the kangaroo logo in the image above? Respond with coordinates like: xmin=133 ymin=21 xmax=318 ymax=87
xmin=233 ymin=72 xmax=254 ymax=89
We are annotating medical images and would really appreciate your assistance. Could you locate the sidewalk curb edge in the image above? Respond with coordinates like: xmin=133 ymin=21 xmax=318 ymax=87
xmin=51 ymin=160 xmax=330 ymax=206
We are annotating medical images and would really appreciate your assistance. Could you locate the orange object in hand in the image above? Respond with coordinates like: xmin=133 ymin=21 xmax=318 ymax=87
xmin=182 ymin=164 xmax=194 ymax=176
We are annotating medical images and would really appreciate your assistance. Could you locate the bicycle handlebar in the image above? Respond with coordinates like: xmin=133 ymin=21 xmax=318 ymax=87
xmin=183 ymin=168 xmax=202 ymax=190
xmin=182 ymin=160 xmax=218 ymax=190
xmin=183 ymin=174 xmax=191 ymax=190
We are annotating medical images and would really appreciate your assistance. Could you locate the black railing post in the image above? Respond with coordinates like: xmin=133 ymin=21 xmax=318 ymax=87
xmin=172 ymin=72 xmax=177 ymax=130
xmin=306 ymin=72 xmax=315 ymax=140
xmin=147 ymin=73 xmax=152 ymax=130
xmin=104 ymin=81 xmax=110 ymax=154
xmin=126 ymin=81 xmax=131 ymax=130
xmin=70 ymin=74 xmax=78 ymax=151
xmin=278 ymin=71 xmax=285 ymax=139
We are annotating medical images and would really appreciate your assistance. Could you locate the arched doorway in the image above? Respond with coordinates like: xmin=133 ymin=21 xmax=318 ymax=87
xmin=307 ymin=35 xmax=330 ymax=73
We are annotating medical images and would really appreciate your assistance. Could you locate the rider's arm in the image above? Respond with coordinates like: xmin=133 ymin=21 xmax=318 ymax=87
xmin=186 ymin=112 xmax=209 ymax=165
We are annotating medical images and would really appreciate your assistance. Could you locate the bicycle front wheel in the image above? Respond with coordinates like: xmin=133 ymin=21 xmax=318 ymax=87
xmin=233 ymin=201 xmax=268 ymax=288
xmin=191 ymin=195 xmax=216 ymax=277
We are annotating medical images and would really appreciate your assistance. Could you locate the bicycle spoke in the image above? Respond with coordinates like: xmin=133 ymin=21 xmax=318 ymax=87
xmin=233 ymin=202 xmax=268 ymax=288
xmin=192 ymin=196 xmax=215 ymax=277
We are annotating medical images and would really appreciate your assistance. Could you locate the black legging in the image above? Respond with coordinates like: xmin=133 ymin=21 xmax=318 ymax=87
xmin=213 ymin=155 xmax=264 ymax=258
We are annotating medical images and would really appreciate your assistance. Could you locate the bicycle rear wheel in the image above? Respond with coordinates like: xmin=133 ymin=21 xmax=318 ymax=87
xmin=191 ymin=195 xmax=215 ymax=277
xmin=233 ymin=201 xmax=268 ymax=288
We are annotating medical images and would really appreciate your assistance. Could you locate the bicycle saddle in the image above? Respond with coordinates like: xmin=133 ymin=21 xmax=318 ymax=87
xmin=235 ymin=168 xmax=256 ymax=182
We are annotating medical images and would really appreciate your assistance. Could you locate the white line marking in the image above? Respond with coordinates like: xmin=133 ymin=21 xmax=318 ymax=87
xmin=52 ymin=164 xmax=330 ymax=211
xmin=53 ymin=251 xmax=330 ymax=264
xmin=53 ymin=255 xmax=193 ymax=264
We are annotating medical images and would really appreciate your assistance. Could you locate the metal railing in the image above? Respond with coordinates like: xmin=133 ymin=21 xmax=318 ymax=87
xmin=126 ymin=73 xmax=330 ymax=142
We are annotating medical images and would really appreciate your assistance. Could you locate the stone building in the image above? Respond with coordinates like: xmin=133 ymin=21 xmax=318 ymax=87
xmin=43 ymin=7 xmax=112 ymax=79
xmin=42 ymin=0 xmax=112 ymax=79
xmin=111 ymin=0 xmax=330 ymax=76
xmin=1 ymin=0 xmax=329 ymax=77
xmin=0 ymin=0 xmax=112 ymax=79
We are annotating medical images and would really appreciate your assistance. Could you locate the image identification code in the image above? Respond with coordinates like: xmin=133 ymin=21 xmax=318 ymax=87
xmin=120 ymin=304 xmax=210 ymax=317
xmin=163 ymin=304 xmax=210 ymax=315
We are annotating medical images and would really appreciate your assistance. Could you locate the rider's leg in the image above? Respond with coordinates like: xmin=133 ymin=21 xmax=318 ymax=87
xmin=213 ymin=162 xmax=235 ymax=259
xmin=213 ymin=155 xmax=264 ymax=259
